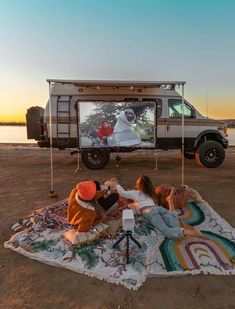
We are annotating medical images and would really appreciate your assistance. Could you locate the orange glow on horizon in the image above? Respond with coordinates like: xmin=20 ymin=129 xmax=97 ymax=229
xmin=0 ymin=102 xmax=45 ymax=122
xmin=0 ymin=69 xmax=48 ymax=122
xmin=0 ymin=87 xmax=234 ymax=122
xmin=188 ymin=92 xmax=235 ymax=120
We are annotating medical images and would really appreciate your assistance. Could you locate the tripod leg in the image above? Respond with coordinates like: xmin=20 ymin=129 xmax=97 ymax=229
xmin=113 ymin=235 xmax=125 ymax=248
xmin=130 ymin=235 xmax=142 ymax=248
xmin=126 ymin=234 xmax=130 ymax=264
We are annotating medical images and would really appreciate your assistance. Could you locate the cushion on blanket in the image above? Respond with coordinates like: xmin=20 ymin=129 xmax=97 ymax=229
xmin=64 ymin=223 xmax=109 ymax=246
xmin=187 ymin=187 xmax=205 ymax=203
xmin=155 ymin=184 xmax=190 ymax=210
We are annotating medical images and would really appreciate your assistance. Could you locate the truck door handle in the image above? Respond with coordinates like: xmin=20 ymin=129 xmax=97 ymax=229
xmin=167 ymin=125 xmax=170 ymax=131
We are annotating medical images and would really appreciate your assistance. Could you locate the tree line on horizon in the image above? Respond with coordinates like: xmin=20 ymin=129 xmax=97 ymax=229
xmin=0 ymin=122 xmax=26 ymax=126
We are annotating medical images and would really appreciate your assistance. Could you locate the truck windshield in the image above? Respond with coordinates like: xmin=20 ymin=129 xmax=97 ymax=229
xmin=168 ymin=99 xmax=195 ymax=118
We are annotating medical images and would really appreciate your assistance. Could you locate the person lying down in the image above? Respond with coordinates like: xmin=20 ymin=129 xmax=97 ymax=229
xmin=106 ymin=175 xmax=204 ymax=239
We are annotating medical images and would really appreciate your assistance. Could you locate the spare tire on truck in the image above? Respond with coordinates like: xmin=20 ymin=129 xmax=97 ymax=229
xmin=81 ymin=149 xmax=110 ymax=170
xmin=195 ymin=141 xmax=225 ymax=168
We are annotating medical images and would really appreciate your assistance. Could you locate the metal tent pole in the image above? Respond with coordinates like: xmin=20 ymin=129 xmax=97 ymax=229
xmin=48 ymin=82 xmax=57 ymax=197
xmin=154 ymin=102 xmax=158 ymax=171
xmin=75 ymin=150 xmax=81 ymax=174
xmin=75 ymin=100 xmax=81 ymax=174
xmin=181 ymin=84 xmax=185 ymax=186
xmin=154 ymin=149 xmax=158 ymax=171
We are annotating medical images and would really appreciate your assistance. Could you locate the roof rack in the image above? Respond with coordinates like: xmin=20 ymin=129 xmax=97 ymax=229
xmin=46 ymin=79 xmax=186 ymax=88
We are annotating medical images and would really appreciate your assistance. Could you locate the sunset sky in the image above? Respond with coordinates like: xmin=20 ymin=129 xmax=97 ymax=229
xmin=0 ymin=0 xmax=235 ymax=122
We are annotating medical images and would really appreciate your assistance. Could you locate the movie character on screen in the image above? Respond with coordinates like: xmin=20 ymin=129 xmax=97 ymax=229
xmin=89 ymin=126 xmax=101 ymax=146
xmin=98 ymin=120 xmax=114 ymax=145
xmin=106 ymin=109 xmax=141 ymax=147
xmin=114 ymin=109 xmax=136 ymax=133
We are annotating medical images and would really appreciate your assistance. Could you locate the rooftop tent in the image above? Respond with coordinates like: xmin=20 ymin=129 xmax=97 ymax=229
xmin=47 ymin=80 xmax=186 ymax=196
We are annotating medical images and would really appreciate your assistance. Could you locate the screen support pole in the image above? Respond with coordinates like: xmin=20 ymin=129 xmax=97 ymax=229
xmin=154 ymin=101 xmax=158 ymax=171
xmin=181 ymin=83 xmax=185 ymax=186
xmin=154 ymin=149 xmax=158 ymax=171
xmin=75 ymin=151 xmax=81 ymax=173
xmin=48 ymin=82 xmax=57 ymax=197
xmin=75 ymin=101 xmax=81 ymax=174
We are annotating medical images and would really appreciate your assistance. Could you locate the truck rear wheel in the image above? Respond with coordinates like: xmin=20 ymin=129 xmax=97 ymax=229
xmin=81 ymin=149 xmax=110 ymax=170
xmin=195 ymin=141 xmax=225 ymax=168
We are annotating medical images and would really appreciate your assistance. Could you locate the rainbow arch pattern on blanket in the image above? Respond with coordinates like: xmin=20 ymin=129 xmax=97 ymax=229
xmin=160 ymin=231 xmax=235 ymax=272
xmin=178 ymin=202 xmax=205 ymax=226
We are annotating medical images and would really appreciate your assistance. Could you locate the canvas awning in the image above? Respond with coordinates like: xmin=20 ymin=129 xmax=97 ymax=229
xmin=46 ymin=79 xmax=186 ymax=88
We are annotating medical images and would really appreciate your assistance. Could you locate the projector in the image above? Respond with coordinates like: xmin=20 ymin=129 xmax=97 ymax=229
xmin=122 ymin=209 xmax=135 ymax=231
xmin=113 ymin=208 xmax=141 ymax=264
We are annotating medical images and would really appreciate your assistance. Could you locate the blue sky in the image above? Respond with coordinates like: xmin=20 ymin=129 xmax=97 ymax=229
xmin=0 ymin=0 xmax=235 ymax=120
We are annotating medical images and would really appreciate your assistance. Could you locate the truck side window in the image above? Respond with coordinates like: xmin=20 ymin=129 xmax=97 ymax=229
xmin=168 ymin=99 xmax=194 ymax=118
xmin=142 ymin=99 xmax=162 ymax=117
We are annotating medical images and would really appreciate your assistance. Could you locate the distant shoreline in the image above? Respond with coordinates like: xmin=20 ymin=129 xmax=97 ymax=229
xmin=0 ymin=122 xmax=26 ymax=126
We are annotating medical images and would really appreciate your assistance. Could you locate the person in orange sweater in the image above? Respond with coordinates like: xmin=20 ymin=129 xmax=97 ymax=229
xmin=67 ymin=181 xmax=119 ymax=232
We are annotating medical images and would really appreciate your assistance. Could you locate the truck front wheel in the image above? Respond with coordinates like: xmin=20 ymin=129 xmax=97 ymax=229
xmin=195 ymin=141 xmax=225 ymax=168
xmin=81 ymin=149 xmax=110 ymax=170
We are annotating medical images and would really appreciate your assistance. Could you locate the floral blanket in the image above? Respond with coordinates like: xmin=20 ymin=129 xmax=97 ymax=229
xmin=4 ymin=199 xmax=158 ymax=290
xmin=4 ymin=197 xmax=235 ymax=290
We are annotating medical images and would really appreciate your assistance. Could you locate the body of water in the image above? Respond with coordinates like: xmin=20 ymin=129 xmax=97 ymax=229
xmin=0 ymin=126 xmax=235 ymax=145
xmin=0 ymin=126 xmax=36 ymax=144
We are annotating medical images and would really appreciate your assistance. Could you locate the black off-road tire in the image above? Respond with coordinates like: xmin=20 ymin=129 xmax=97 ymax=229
xmin=195 ymin=141 xmax=225 ymax=168
xmin=81 ymin=149 xmax=110 ymax=170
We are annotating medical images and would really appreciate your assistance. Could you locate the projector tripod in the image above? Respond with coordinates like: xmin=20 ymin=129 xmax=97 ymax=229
xmin=113 ymin=230 xmax=141 ymax=264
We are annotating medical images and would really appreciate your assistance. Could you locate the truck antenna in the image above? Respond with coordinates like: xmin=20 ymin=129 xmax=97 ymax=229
xmin=205 ymin=89 xmax=208 ymax=118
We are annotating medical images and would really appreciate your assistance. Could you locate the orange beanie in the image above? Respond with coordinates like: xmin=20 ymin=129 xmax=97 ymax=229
xmin=76 ymin=181 xmax=96 ymax=201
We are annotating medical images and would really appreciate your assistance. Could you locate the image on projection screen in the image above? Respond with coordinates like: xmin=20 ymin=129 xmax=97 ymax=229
xmin=79 ymin=101 xmax=155 ymax=148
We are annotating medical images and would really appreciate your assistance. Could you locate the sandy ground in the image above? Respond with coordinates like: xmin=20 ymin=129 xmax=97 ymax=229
xmin=0 ymin=145 xmax=235 ymax=309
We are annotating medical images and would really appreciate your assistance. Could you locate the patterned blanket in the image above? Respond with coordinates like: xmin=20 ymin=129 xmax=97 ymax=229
xmin=149 ymin=201 xmax=235 ymax=276
xmin=4 ymin=198 xmax=235 ymax=290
